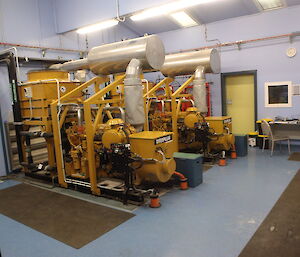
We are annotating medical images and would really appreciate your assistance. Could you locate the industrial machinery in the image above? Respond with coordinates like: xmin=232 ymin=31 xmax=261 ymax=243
xmin=46 ymin=35 xmax=182 ymax=203
xmin=18 ymin=70 xmax=81 ymax=177
xmin=144 ymin=49 xmax=235 ymax=158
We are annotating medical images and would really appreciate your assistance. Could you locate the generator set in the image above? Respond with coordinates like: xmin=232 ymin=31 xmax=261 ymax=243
xmin=12 ymin=36 xmax=236 ymax=205
xmin=14 ymin=35 xmax=186 ymax=204
xmin=144 ymin=49 xmax=235 ymax=159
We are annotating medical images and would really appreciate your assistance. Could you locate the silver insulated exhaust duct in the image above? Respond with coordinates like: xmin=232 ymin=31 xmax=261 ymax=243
xmin=161 ymin=48 xmax=220 ymax=113
xmin=50 ymin=35 xmax=166 ymax=128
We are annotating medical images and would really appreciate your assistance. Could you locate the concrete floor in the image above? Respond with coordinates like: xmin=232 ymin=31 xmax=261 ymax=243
xmin=0 ymin=147 xmax=299 ymax=257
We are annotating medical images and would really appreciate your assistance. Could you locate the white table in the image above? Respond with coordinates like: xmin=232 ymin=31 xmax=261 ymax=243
xmin=270 ymin=121 xmax=300 ymax=140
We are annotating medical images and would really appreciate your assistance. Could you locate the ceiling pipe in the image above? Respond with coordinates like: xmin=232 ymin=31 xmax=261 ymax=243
xmin=1 ymin=32 xmax=297 ymax=56
xmin=172 ymin=32 xmax=297 ymax=54
xmin=0 ymin=42 xmax=86 ymax=53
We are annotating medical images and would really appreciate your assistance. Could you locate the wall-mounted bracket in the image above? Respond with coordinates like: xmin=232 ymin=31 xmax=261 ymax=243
xmin=236 ymin=41 xmax=242 ymax=50
xmin=289 ymin=31 xmax=300 ymax=44
xmin=41 ymin=48 xmax=46 ymax=57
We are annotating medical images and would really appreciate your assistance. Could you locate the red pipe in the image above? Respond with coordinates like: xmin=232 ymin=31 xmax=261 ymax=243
xmin=170 ymin=33 xmax=295 ymax=54
xmin=174 ymin=171 xmax=186 ymax=180
xmin=206 ymin=82 xmax=211 ymax=116
xmin=0 ymin=41 xmax=86 ymax=53
xmin=174 ymin=171 xmax=188 ymax=190
xmin=1 ymin=33 xmax=295 ymax=56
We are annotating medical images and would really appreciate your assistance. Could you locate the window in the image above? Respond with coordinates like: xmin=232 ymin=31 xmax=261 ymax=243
xmin=265 ymin=81 xmax=292 ymax=107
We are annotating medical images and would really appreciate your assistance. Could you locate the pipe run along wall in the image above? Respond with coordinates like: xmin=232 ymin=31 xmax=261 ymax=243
xmin=161 ymin=48 xmax=221 ymax=113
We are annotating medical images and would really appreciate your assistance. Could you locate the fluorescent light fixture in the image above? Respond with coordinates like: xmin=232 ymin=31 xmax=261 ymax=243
xmin=170 ymin=11 xmax=198 ymax=27
xmin=130 ymin=0 xmax=218 ymax=21
xmin=77 ymin=19 xmax=119 ymax=34
xmin=255 ymin=0 xmax=284 ymax=10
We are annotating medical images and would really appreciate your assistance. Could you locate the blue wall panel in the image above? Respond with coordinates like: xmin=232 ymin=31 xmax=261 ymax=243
xmin=53 ymin=0 xmax=171 ymax=33
xmin=153 ymin=6 xmax=300 ymax=119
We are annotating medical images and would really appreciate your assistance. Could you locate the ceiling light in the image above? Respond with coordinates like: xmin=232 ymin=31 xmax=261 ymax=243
xmin=255 ymin=0 xmax=284 ymax=10
xmin=76 ymin=19 xmax=119 ymax=34
xmin=130 ymin=0 xmax=219 ymax=21
xmin=170 ymin=11 xmax=198 ymax=27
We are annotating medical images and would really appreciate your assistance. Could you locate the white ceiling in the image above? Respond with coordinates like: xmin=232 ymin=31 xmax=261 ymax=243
xmin=122 ymin=0 xmax=300 ymax=35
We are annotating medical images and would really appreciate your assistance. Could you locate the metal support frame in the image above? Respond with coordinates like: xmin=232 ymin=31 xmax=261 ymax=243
xmin=50 ymin=75 xmax=128 ymax=196
xmin=51 ymin=76 xmax=109 ymax=190
xmin=0 ymin=106 xmax=9 ymax=175
xmin=143 ymin=77 xmax=174 ymax=131
xmin=171 ymin=76 xmax=195 ymax=151
xmin=0 ymin=51 xmax=23 ymax=164
xmin=83 ymin=75 xmax=125 ymax=195
xmin=143 ymin=76 xmax=196 ymax=151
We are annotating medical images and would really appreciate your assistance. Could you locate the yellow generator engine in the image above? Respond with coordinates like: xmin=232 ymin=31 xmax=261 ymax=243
xmin=183 ymin=107 xmax=204 ymax=129
xmin=64 ymin=118 xmax=136 ymax=179
xmin=178 ymin=109 xmax=235 ymax=154
xmin=129 ymin=131 xmax=176 ymax=184
xmin=100 ymin=118 xmax=136 ymax=148
xmin=206 ymin=116 xmax=235 ymax=151
xmin=64 ymin=117 xmax=176 ymax=186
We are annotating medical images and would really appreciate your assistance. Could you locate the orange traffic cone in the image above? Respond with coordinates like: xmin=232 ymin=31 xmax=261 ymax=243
xmin=149 ymin=193 xmax=161 ymax=208
xmin=219 ymin=151 xmax=227 ymax=166
xmin=231 ymin=145 xmax=237 ymax=159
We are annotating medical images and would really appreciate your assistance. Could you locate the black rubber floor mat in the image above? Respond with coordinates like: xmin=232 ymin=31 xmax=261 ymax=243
xmin=239 ymin=170 xmax=300 ymax=257
xmin=0 ymin=183 xmax=134 ymax=248
xmin=288 ymin=152 xmax=300 ymax=161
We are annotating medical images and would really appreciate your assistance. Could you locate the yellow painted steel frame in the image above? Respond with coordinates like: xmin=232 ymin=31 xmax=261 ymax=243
xmin=22 ymin=119 xmax=56 ymax=169
xmin=51 ymin=76 xmax=109 ymax=192
xmin=171 ymin=76 xmax=195 ymax=151
xmin=144 ymin=76 xmax=195 ymax=151
xmin=143 ymin=77 xmax=174 ymax=131
xmin=83 ymin=75 xmax=126 ymax=195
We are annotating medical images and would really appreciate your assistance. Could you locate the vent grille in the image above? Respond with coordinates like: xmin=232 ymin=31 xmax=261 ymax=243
xmin=293 ymin=84 xmax=300 ymax=95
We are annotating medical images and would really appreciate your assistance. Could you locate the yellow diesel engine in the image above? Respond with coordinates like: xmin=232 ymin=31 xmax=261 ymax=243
xmin=179 ymin=110 xmax=235 ymax=154
xmin=63 ymin=117 xmax=176 ymax=186
xmin=205 ymin=116 xmax=235 ymax=152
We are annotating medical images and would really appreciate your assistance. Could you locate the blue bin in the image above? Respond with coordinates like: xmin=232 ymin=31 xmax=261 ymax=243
xmin=234 ymin=134 xmax=248 ymax=157
xmin=173 ymin=152 xmax=203 ymax=187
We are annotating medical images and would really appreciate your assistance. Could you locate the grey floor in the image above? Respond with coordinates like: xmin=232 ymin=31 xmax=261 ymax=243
xmin=0 ymin=146 xmax=299 ymax=257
